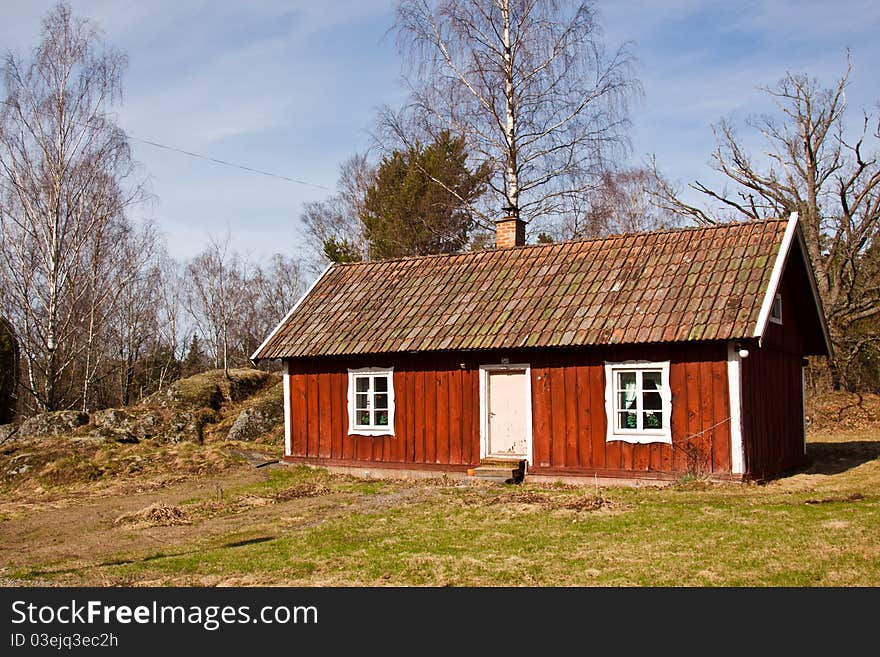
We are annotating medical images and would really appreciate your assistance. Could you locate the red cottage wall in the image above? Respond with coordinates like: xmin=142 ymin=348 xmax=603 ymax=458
xmin=527 ymin=343 xmax=731 ymax=478
xmin=284 ymin=343 xmax=734 ymax=479
xmin=739 ymin=255 xmax=811 ymax=478
xmin=288 ymin=353 xmax=478 ymax=473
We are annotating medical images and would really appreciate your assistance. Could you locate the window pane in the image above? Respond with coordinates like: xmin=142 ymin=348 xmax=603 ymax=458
xmin=374 ymin=410 xmax=389 ymax=426
xmin=355 ymin=393 xmax=369 ymax=410
xmin=618 ymin=411 xmax=637 ymax=430
xmin=374 ymin=376 xmax=388 ymax=392
xmin=642 ymin=371 xmax=662 ymax=391
xmin=643 ymin=391 xmax=662 ymax=410
xmin=356 ymin=410 xmax=371 ymax=425
xmin=618 ymin=391 xmax=636 ymax=410
xmin=644 ymin=412 xmax=663 ymax=429
xmin=355 ymin=377 xmax=370 ymax=393
xmin=617 ymin=371 xmax=637 ymax=411
xmin=374 ymin=393 xmax=388 ymax=410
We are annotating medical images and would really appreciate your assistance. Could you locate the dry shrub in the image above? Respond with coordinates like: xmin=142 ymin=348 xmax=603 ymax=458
xmin=114 ymin=503 xmax=190 ymax=527
xmin=274 ymin=483 xmax=331 ymax=501
xmin=487 ymin=489 xmax=614 ymax=511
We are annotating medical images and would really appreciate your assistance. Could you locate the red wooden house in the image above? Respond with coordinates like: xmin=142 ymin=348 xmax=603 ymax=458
xmin=252 ymin=213 xmax=830 ymax=483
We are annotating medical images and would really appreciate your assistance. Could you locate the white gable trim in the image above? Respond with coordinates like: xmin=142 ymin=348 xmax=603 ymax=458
xmin=754 ymin=212 xmax=799 ymax=343
xmin=250 ymin=264 xmax=333 ymax=361
xmin=752 ymin=212 xmax=833 ymax=356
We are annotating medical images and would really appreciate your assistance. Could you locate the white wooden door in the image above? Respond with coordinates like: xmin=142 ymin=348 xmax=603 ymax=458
xmin=487 ymin=370 xmax=529 ymax=457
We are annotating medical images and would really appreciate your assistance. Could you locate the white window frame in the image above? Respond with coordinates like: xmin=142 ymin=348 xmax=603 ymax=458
xmin=347 ymin=367 xmax=395 ymax=436
xmin=604 ymin=361 xmax=672 ymax=444
xmin=769 ymin=293 xmax=783 ymax=325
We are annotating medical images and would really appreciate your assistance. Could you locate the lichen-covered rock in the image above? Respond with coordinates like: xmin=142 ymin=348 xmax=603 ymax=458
xmin=149 ymin=376 xmax=225 ymax=411
xmin=226 ymin=399 xmax=283 ymax=442
xmin=18 ymin=411 xmax=89 ymax=439
xmin=144 ymin=369 xmax=277 ymax=411
xmin=167 ymin=408 xmax=216 ymax=443
xmin=87 ymin=408 xmax=165 ymax=442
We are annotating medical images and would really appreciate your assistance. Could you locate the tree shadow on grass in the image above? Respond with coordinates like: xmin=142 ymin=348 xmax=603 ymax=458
xmin=804 ymin=441 xmax=880 ymax=475
xmin=25 ymin=536 xmax=276 ymax=578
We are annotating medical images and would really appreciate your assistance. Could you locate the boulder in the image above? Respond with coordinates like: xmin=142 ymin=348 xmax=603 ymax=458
xmin=88 ymin=408 xmax=165 ymax=442
xmin=167 ymin=408 xmax=216 ymax=444
xmin=226 ymin=398 xmax=283 ymax=442
xmin=18 ymin=410 xmax=89 ymax=439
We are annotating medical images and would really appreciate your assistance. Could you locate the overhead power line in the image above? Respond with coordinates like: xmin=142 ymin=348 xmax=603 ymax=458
xmin=0 ymin=98 xmax=332 ymax=191
xmin=127 ymin=135 xmax=331 ymax=191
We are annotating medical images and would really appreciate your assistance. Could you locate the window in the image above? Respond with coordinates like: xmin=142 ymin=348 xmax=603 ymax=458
xmin=604 ymin=361 xmax=672 ymax=444
xmin=770 ymin=293 xmax=783 ymax=324
xmin=347 ymin=368 xmax=395 ymax=436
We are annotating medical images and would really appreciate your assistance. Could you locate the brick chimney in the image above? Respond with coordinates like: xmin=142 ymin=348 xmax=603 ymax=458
xmin=495 ymin=215 xmax=526 ymax=249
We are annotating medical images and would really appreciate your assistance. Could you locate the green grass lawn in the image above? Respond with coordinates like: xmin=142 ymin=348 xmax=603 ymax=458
xmin=3 ymin=429 xmax=879 ymax=586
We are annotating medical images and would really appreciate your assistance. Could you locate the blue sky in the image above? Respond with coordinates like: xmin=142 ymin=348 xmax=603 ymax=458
xmin=2 ymin=1 xmax=878 ymax=263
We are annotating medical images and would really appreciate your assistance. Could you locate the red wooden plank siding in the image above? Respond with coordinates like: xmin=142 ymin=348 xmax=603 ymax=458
xmin=414 ymin=369 xmax=425 ymax=463
xmin=531 ymin=360 xmax=552 ymax=468
xmin=329 ymin=371 xmax=341 ymax=459
xmin=683 ymin=361 xmax=702 ymax=473
xmin=461 ymin=367 xmax=473 ymax=465
xmin=425 ymin=368 xmax=437 ymax=464
xmin=407 ymin=368 xmax=417 ymax=462
xmin=449 ymin=368 xmax=463 ymax=464
xmin=588 ymin=362 xmax=606 ymax=470
xmin=390 ymin=370 xmax=405 ymax=463
xmin=741 ymin=346 xmax=805 ymax=479
xmin=564 ymin=365 xmax=579 ymax=467
xmin=575 ymin=364 xmax=592 ymax=469
xmin=699 ymin=360 xmax=715 ymax=474
xmin=436 ymin=369 xmax=450 ymax=464
xmin=318 ymin=373 xmax=331 ymax=458
xmin=290 ymin=370 xmax=307 ymax=458
xmin=605 ymin=380 xmax=622 ymax=472
xmin=669 ymin=361 xmax=687 ymax=472
xmin=549 ymin=363 xmax=567 ymax=467
xmin=712 ymin=360 xmax=731 ymax=472
xmin=306 ymin=370 xmax=320 ymax=458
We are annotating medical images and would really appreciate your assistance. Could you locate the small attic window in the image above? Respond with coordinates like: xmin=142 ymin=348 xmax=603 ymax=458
xmin=770 ymin=293 xmax=783 ymax=325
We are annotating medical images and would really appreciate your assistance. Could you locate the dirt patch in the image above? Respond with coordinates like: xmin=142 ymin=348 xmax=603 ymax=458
xmin=114 ymin=503 xmax=191 ymax=528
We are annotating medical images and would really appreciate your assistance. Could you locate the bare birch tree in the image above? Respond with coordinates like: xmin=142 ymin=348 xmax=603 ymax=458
xmin=651 ymin=62 xmax=880 ymax=389
xmin=393 ymin=0 xmax=638 ymax=231
xmin=301 ymin=154 xmax=373 ymax=268
xmin=549 ymin=166 xmax=680 ymax=239
xmin=103 ymin=224 xmax=159 ymax=407
xmin=184 ymin=235 xmax=251 ymax=378
xmin=0 ymin=3 xmax=145 ymax=411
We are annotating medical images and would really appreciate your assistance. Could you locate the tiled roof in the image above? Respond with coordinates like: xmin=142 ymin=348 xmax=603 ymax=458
xmin=254 ymin=219 xmax=790 ymax=359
